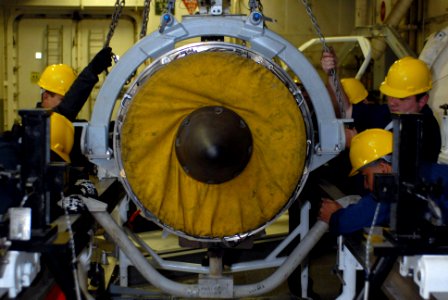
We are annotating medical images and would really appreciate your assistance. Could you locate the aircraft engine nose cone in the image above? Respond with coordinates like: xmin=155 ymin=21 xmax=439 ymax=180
xmin=175 ymin=106 xmax=253 ymax=184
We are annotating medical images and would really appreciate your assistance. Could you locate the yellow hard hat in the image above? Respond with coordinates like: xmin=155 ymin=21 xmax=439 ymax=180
xmin=379 ymin=56 xmax=432 ymax=98
xmin=38 ymin=64 xmax=77 ymax=96
xmin=349 ymin=129 xmax=392 ymax=176
xmin=341 ymin=78 xmax=368 ymax=104
xmin=50 ymin=112 xmax=74 ymax=163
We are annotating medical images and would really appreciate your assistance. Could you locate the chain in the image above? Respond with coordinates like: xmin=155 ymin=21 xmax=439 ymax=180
xmin=258 ymin=0 xmax=263 ymax=13
xmin=249 ymin=0 xmax=264 ymax=14
xmin=249 ymin=0 xmax=258 ymax=12
xmin=166 ymin=0 xmax=176 ymax=14
xmin=61 ymin=193 xmax=82 ymax=300
xmin=300 ymin=0 xmax=345 ymax=119
xmin=140 ymin=0 xmax=151 ymax=39
xmin=105 ymin=0 xmax=126 ymax=48
xmin=300 ymin=0 xmax=328 ymax=51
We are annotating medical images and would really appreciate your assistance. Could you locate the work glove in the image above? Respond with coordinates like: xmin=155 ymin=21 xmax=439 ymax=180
xmin=58 ymin=179 xmax=99 ymax=214
xmin=69 ymin=179 xmax=99 ymax=199
xmin=89 ymin=47 xmax=113 ymax=75
xmin=58 ymin=194 xmax=87 ymax=214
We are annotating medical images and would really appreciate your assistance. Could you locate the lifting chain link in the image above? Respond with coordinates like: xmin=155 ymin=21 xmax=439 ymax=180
xmin=104 ymin=0 xmax=126 ymax=48
xmin=165 ymin=0 xmax=176 ymax=14
xmin=140 ymin=0 xmax=151 ymax=39
xmin=300 ymin=0 xmax=346 ymax=119
xmin=249 ymin=0 xmax=263 ymax=13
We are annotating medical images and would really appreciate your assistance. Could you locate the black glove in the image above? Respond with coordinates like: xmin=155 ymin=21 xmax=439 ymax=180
xmin=69 ymin=179 xmax=99 ymax=198
xmin=59 ymin=179 xmax=99 ymax=214
xmin=58 ymin=194 xmax=87 ymax=214
xmin=89 ymin=47 xmax=113 ymax=75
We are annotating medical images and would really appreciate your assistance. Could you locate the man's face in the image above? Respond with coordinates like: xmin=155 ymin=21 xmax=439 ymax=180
xmin=41 ymin=91 xmax=64 ymax=109
xmin=386 ymin=94 xmax=427 ymax=113
xmin=360 ymin=162 xmax=391 ymax=192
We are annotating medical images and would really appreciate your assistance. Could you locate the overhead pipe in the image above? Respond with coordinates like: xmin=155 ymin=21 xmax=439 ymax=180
xmin=371 ymin=0 xmax=414 ymax=60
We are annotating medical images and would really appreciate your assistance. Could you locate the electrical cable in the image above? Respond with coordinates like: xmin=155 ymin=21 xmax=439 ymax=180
xmin=363 ymin=201 xmax=382 ymax=300
xmin=61 ymin=193 xmax=83 ymax=300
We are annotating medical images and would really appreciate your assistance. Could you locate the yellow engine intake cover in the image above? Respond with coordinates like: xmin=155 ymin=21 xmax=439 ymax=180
xmin=119 ymin=50 xmax=307 ymax=239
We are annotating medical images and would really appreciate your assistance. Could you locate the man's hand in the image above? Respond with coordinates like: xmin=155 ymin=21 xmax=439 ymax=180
xmin=319 ymin=198 xmax=342 ymax=223
xmin=90 ymin=47 xmax=113 ymax=75
xmin=321 ymin=50 xmax=337 ymax=75
xmin=344 ymin=127 xmax=358 ymax=148
xmin=68 ymin=179 xmax=99 ymax=199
